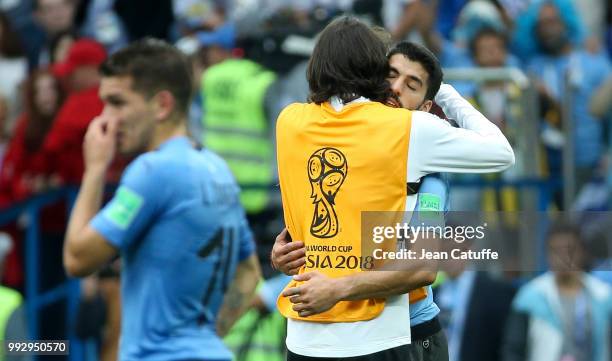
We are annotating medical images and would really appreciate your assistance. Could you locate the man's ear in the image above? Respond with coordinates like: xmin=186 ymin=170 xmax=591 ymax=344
xmin=152 ymin=90 xmax=175 ymax=121
xmin=419 ymin=99 xmax=433 ymax=112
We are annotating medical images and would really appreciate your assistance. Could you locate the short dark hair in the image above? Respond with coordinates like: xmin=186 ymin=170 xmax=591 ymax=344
xmin=306 ymin=16 xmax=394 ymax=104
xmin=100 ymin=38 xmax=193 ymax=116
xmin=387 ymin=41 xmax=443 ymax=101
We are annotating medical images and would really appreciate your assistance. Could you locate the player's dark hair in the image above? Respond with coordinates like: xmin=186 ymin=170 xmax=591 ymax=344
xmin=307 ymin=16 xmax=394 ymax=105
xmin=100 ymin=38 xmax=193 ymax=117
xmin=387 ymin=41 xmax=443 ymax=101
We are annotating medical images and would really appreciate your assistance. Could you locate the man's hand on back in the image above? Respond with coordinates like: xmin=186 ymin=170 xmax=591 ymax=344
xmin=271 ymin=228 xmax=306 ymax=275
xmin=281 ymin=271 xmax=344 ymax=317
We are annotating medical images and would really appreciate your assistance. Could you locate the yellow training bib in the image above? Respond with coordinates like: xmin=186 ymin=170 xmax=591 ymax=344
xmin=276 ymin=101 xmax=412 ymax=322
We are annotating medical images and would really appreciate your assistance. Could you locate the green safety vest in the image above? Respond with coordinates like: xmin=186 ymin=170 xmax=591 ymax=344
xmin=223 ymin=310 xmax=286 ymax=361
xmin=202 ymin=59 xmax=277 ymax=214
xmin=0 ymin=286 xmax=22 ymax=361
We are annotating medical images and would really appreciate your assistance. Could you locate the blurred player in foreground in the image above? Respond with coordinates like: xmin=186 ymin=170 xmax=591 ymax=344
xmin=63 ymin=39 xmax=260 ymax=361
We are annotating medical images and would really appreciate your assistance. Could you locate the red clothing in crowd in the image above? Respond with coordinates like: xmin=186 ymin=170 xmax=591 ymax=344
xmin=0 ymin=113 xmax=59 ymax=288
xmin=0 ymin=114 xmax=51 ymax=206
xmin=43 ymin=85 xmax=103 ymax=185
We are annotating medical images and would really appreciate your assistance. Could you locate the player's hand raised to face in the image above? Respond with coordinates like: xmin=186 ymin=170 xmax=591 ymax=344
xmin=84 ymin=114 xmax=118 ymax=172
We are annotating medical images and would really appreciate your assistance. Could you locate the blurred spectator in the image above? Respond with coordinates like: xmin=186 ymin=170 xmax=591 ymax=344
xmin=173 ymin=0 xmax=227 ymax=33
xmin=467 ymin=26 xmax=524 ymax=212
xmin=452 ymin=0 xmax=507 ymax=50
xmin=0 ymin=69 xmax=64 ymax=207
xmin=0 ymin=11 xmax=27 ymax=133
xmin=523 ymin=1 xmax=610 ymax=194
xmin=76 ymin=0 xmax=128 ymax=53
xmin=0 ymin=233 xmax=29 ymax=361
xmin=436 ymin=241 xmax=516 ymax=361
xmin=0 ymin=95 xmax=8 ymax=169
xmin=113 ymin=0 xmax=174 ymax=41
xmin=396 ymin=0 xmax=469 ymax=42
xmin=48 ymin=29 xmax=78 ymax=64
xmin=511 ymin=0 xmax=585 ymax=62
xmin=43 ymin=38 xmax=105 ymax=185
xmin=502 ymin=223 xmax=611 ymax=361
xmin=23 ymin=0 xmax=77 ymax=68
xmin=471 ymin=26 xmax=509 ymax=68
xmin=418 ymin=0 xmax=505 ymax=70
xmin=0 ymin=70 xmax=65 ymax=307
xmin=36 ymin=0 xmax=76 ymax=36
xmin=573 ymin=0 xmax=606 ymax=49
xmin=589 ymin=74 xmax=612 ymax=119
xmin=465 ymin=26 xmax=521 ymax=116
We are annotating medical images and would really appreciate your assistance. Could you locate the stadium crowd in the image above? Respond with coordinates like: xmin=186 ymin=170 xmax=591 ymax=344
xmin=0 ymin=0 xmax=610 ymax=361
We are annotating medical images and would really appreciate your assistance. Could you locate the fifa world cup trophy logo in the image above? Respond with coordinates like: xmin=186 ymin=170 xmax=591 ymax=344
xmin=308 ymin=148 xmax=348 ymax=238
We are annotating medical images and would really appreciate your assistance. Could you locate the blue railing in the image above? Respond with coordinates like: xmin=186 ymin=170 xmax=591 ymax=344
xmin=0 ymin=187 xmax=83 ymax=361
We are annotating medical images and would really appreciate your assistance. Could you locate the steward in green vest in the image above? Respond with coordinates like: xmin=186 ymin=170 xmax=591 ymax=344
xmin=0 ymin=286 xmax=22 ymax=339
xmin=223 ymin=279 xmax=287 ymax=361
xmin=0 ymin=286 xmax=26 ymax=361
xmin=201 ymin=58 xmax=277 ymax=214
xmin=0 ymin=235 xmax=28 ymax=361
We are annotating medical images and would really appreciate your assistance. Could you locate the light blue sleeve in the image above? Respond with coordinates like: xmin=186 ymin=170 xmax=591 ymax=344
xmin=258 ymin=274 xmax=293 ymax=312
xmin=90 ymin=155 xmax=164 ymax=250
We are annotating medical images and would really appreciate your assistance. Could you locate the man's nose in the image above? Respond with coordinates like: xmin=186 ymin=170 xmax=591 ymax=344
xmin=390 ymin=79 xmax=402 ymax=95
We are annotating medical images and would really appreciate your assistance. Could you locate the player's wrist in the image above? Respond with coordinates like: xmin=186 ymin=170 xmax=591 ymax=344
xmin=332 ymin=276 xmax=353 ymax=302
xmin=84 ymin=164 xmax=108 ymax=179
